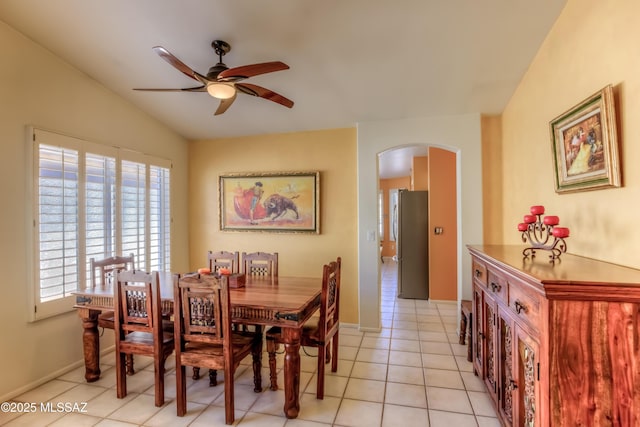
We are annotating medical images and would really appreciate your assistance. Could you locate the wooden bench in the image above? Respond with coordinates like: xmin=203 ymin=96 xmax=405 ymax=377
xmin=459 ymin=300 xmax=472 ymax=362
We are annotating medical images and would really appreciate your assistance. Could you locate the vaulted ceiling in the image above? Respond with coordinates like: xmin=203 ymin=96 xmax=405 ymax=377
xmin=0 ymin=1 xmax=566 ymax=177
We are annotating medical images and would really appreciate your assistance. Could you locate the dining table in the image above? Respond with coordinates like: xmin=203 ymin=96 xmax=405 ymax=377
xmin=73 ymin=272 xmax=322 ymax=419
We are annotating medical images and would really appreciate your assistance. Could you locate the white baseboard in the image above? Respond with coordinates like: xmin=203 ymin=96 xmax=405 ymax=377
xmin=0 ymin=344 xmax=115 ymax=403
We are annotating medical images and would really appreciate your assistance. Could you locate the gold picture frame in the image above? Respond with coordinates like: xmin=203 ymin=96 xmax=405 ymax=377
xmin=550 ymin=85 xmax=621 ymax=193
xmin=219 ymin=171 xmax=320 ymax=233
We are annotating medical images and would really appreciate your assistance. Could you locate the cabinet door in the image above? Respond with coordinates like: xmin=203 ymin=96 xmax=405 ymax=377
xmin=482 ymin=291 xmax=498 ymax=401
xmin=472 ymin=283 xmax=485 ymax=377
xmin=514 ymin=325 xmax=540 ymax=427
xmin=498 ymin=307 xmax=516 ymax=426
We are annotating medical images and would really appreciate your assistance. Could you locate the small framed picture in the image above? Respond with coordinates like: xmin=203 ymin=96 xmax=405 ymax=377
xmin=550 ymin=85 xmax=621 ymax=193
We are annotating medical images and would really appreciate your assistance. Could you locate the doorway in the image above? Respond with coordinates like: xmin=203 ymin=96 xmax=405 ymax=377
xmin=377 ymin=145 xmax=458 ymax=305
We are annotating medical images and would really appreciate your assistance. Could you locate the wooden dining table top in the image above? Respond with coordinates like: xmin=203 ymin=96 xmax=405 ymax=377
xmin=74 ymin=272 xmax=322 ymax=326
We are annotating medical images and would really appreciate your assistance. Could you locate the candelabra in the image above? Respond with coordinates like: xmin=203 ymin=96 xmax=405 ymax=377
xmin=518 ymin=205 xmax=570 ymax=262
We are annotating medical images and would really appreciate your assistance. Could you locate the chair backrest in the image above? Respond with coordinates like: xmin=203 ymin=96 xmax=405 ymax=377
xmin=318 ymin=257 xmax=342 ymax=341
xmin=174 ymin=273 xmax=232 ymax=348
xmin=241 ymin=252 xmax=278 ymax=278
xmin=114 ymin=270 xmax=162 ymax=340
xmin=90 ymin=254 xmax=135 ymax=288
xmin=208 ymin=251 xmax=240 ymax=274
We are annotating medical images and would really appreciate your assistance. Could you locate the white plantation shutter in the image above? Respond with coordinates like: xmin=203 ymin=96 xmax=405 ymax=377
xmin=37 ymin=144 xmax=80 ymax=304
xmin=84 ymin=152 xmax=117 ymax=288
xmin=29 ymin=128 xmax=171 ymax=320
xmin=149 ymin=165 xmax=171 ymax=272
xmin=121 ymin=160 xmax=147 ymax=269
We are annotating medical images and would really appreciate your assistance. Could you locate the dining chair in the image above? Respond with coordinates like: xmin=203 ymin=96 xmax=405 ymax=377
xmin=265 ymin=257 xmax=341 ymax=398
xmin=208 ymin=250 xmax=240 ymax=274
xmin=113 ymin=270 xmax=174 ymax=407
xmin=241 ymin=251 xmax=278 ymax=279
xmin=192 ymin=250 xmax=240 ymax=384
xmin=173 ymin=273 xmax=262 ymax=424
xmin=90 ymin=254 xmax=136 ymax=374
xmin=91 ymin=254 xmax=136 ymax=328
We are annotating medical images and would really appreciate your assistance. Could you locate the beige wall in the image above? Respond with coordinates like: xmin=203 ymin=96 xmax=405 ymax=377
xmin=497 ymin=0 xmax=640 ymax=268
xmin=0 ymin=22 xmax=189 ymax=400
xmin=189 ymin=128 xmax=358 ymax=323
xmin=481 ymin=115 xmax=503 ymax=244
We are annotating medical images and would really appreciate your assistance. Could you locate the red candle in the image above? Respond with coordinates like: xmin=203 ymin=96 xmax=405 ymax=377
xmin=530 ymin=205 xmax=545 ymax=215
xmin=552 ymin=227 xmax=570 ymax=238
xmin=517 ymin=223 xmax=529 ymax=231
xmin=543 ymin=215 xmax=559 ymax=226
xmin=523 ymin=214 xmax=537 ymax=224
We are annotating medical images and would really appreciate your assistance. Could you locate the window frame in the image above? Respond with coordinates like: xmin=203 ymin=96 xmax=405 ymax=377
xmin=26 ymin=127 xmax=171 ymax=321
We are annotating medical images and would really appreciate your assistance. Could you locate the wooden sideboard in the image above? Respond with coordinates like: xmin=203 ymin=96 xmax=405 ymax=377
xmin=468 ymin=245 xmax=640 ymax=427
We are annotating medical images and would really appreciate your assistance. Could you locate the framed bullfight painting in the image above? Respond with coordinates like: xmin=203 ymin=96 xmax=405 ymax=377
xmin=219 ymin=171 xmax=320 ymax=233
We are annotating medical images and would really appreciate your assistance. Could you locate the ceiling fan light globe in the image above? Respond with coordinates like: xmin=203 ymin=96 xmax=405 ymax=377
xmin=206 ymin=83 xmax=235 ymax=99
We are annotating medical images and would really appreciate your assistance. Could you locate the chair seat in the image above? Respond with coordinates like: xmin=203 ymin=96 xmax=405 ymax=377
xmin=120 ymin=331 xmax=174 ymax=347
xmin=98 ymin=311 xmax=115 ymax=329
xmin=181 ymin=333 xmax=254 ymax=360
xmin=266 ymin=315 xmax=321 ymax=344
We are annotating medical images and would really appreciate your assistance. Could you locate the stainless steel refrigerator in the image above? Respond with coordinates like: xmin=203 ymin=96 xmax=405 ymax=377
xmin=396 ymin=190 xmax=429 ymax=299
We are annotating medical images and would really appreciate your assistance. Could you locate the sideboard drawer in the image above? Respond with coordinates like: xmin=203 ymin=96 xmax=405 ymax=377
xmin=487 ymin=270 xmax=508 ymax=303
xmin=472 ymin=259 xmax=487 ymax=286
xmin=508 ymin=280 xmax=542 ymax=329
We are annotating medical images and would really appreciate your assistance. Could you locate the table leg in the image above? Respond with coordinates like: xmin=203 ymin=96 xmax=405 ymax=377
xmin=281 ymin=327 xmax=302 ymax=418
xmin=77 ymin=308 xmax=101 ymax=382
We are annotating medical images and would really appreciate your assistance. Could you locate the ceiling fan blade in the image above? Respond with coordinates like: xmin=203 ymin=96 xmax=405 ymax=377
xmin=214 ymin=92 xmax=237 ymax=116
xmin=218 ymin=61 xmax=289 ymax=82
xmin=133 ymin=86 xmax=206 ymax=92
xmin=236 ymin=83 xmax=294 ymax=108
xmin=152 ymin=46 xmax=209 ymax=84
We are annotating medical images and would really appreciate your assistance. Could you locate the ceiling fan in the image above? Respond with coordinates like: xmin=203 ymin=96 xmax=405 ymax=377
xmin=134 ymin=40 xmax=294 ymax=115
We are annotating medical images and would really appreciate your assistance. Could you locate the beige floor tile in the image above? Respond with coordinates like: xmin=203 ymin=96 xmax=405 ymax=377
xmin=389 ymin=338 xmax=421 ymax=353
xmin=296 ymin=394 xmax=341 ymax=424
xmin=385 ymin=382 xmax=427 ymax=408
xmin=108 ymin=393 xmax=164 ymax=424
xmin=424 ymin=368 xmax=464 ymax=389
xmin=381 ymin=403 xmax=429 ymax=427
xmin=360 ymin=336 xmax=391 ymax=350
xmin=421 ymin=353 xmax=458 ymax=370
xmin=426 ymin=387 xmax=473 ymax=414
xmin=350 ymin=362 xmax=387 ymax=381
xmin=355 ymin=348 xmax=389 ymax=364
xmin=334 ymin=398 xmax=383 ymax=427
xmin=305 ymin=374 xmax=349 ymax=398
xmin=47 ymin=412 xmax=105 ymax=427
xmin=188 ymin=403 xmax=245 ymax=427
xmin=460 ymin=371 xmax=485 ymax=392
xmin=390 ymin=329 xmax=420 ymax=341
xmin=420 ymin=341 xmax=453 ymax=355
xmin=468 ymin=390 xmax=496 ymax=417
xmin=343 ymin=378 xmax=385 ymax=402
xmin=388 ymin=350 xmax=422 ymax=367
xmin=15 ymin=379 xmax=77 ymax=404
xmin=476 ymin=415 xmax=502 ymax=427
xmin=386 ymin=365 xmax=424 ymax=385
xmin=428 ymin=410 xmax=477 ymax=426
xmin=144 ymin=401 xmax=206 ymax=427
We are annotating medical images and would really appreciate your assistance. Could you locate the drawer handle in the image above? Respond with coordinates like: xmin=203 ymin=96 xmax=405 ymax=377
xmin=490 ymin=282 xmax=501 ymax=293
xmin=514 ymin=300 xmax=528 ymax=314
xmin=475 ymin=269 xmax=482 ymax=278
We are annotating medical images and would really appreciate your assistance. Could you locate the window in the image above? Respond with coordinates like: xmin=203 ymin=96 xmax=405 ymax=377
xmin=28 ymin=128 xmax=171 ymax=320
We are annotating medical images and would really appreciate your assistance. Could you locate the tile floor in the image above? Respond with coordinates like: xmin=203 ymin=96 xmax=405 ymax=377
xmin=1 ymin=260 xmax=499 ymax=426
